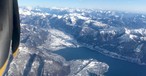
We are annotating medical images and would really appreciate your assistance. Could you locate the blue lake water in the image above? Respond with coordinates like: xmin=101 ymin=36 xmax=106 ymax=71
xmin=54 ymin=47 xmax=146 ymax=76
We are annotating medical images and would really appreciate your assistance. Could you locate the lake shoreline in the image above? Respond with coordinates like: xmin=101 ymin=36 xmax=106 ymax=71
xmin=80 ymin=43 xmax=146 ymax=65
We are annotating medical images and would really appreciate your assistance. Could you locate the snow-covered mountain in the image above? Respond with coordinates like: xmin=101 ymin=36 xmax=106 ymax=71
xmin=18 ymin=7 xmax=146 ymax=65
xmin=5 ymin=6 xmax=146 ymax=76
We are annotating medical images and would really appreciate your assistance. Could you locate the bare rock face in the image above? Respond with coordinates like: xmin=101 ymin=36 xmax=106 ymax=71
xmin=5 ymin=45 xmax=109 ymax=76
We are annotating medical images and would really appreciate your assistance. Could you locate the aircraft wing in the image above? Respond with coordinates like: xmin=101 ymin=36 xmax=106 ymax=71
xmin=0 ymin=0 xmax=20 ymax=75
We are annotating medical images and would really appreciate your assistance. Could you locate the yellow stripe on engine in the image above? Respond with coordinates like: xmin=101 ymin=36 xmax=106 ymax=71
xmin=12 ymin=48 xmax=19 ymax=57
xmin=0 ymin=59 xmax=8 ymax=76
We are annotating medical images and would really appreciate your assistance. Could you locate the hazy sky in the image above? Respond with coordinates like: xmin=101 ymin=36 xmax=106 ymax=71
xmin=18 ymin=0 xmax=146 ymax=13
